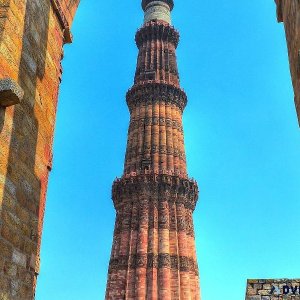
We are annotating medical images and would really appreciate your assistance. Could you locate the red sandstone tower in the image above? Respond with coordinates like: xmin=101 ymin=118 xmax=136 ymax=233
xmin=105 ymin=1 xmax=200 ymax=299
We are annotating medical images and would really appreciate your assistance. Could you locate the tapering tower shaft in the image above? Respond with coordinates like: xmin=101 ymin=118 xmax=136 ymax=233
xmin=105 ymin=1 xmax=201 ymax=299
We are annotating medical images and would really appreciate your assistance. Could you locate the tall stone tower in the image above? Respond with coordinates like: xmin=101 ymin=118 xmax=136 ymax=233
xmin=105 ymin=1 xmax=200 ymax=299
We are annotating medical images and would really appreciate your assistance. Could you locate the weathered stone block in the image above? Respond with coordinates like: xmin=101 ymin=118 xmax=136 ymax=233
xmin=247 ymin=296 xmax=261 ymax=300
xmin=0 ymin=79 xmax=24 ymax=107
xmin=12 ymin=249 xmax=26 ymax=268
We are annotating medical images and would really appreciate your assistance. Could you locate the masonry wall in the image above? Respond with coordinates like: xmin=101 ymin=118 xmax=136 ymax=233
xmin=275 ymin=0 xmax=300 ymax=124
xmin=0 ymin=0 xmax=79 ymax=299
xmin=246 ymin=279 xmax=300 ymax=300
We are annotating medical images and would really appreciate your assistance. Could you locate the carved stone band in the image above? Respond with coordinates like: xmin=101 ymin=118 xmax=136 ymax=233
xmin=125 ymin=146 xmax=186 ymax=161
xmin=109 ymin=253 xmax=198 ymax=275
xmin=112 ymin=173 xmax=198 ymax=211
xmin=114 ymin=224 xmax=195 ymax=237
xmin=126 ymin=82 xmax=187 ymax=113
xmin=129 ymin=117 xmax=184 ymax=133
xmin=135 ymin=21 xmax=179 ymax=48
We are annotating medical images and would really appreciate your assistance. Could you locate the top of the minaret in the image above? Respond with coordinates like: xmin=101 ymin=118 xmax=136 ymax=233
xmin=142 ymin=0 xmax=174 ymax=11
xmin=142 ymin=0 xmax=174 ymax=24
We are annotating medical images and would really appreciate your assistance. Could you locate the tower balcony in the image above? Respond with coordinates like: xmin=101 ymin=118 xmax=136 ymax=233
xmin=112 ymin=172 xmax=199 ymax=212
xmin=126 ymin=81 xmax=187 ymax=113
xmin=135 ymin=20 xmax=179 ymax=49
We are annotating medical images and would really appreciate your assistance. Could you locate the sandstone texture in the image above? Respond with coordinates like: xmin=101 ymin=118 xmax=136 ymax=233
xmin=105 ymin=1 xmax=201 ymax=299
xmin=246 ymin=279 xmax=300 ymax=300
xmin=0 ymin=0 xmax=79 ymax=299
xmin=275 ymin=0 xmax=300 ymax=124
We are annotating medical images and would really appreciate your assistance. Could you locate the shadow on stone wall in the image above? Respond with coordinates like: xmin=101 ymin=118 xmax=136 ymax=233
xmin=0 ymin=0 xmax=51 ymax=298
xmin=0 ymin=1 xmax=11 ymax=134
xmin=0 ymin=107 xmax=4 ymax=131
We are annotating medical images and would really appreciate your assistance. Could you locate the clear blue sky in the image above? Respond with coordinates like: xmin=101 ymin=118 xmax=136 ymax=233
xmin=35 ymin=1 xmax=300 ymax=299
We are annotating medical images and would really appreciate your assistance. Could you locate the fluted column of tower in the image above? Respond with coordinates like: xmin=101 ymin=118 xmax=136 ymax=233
xmin=105 ymin=1 xmax=200 ymax=299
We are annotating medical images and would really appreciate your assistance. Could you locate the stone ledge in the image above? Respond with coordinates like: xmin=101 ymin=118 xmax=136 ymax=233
xmin=126 ymin=82 xmax=187 ymax=113
xmin=50 ymin=0 xmax=73 ymax=44
xmin=135 ymin=20 xmax=179 ymax=48
xmin=0 ymin=78 xmax=24 ymax=107
xmin=112 ymin=173 xmax=198 ymax=211
xmin=275 ymin=0 xmax=283 ymax=22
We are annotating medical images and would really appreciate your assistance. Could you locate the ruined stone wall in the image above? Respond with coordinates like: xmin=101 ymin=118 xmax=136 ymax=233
xmin=246 ymin=279 xmax=300 ymax=300
xmin=275 ymin=0 xmax=300 ymax=124
xmin=0 ymin=0 xmax=79 ymax=298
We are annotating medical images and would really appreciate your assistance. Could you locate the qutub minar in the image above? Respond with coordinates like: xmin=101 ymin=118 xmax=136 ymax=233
xmin=105 ymin=0 xmax=200 ymax=299
xmin=0 ymin=0 xmax=299 ymax=299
